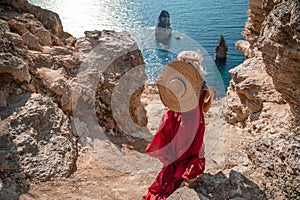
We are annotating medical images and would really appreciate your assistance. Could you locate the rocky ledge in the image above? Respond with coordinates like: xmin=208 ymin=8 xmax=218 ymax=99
xmin=227 ymin=0 xmax=300 ymax=198
xmin=0 ymin=0 xmax=149 ymax=199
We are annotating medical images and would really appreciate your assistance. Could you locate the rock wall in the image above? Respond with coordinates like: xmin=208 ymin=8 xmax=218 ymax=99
xmin=227 ymin=0 xmax=299 ymax=131
xmin=0 ymin=0 xmax=149 ymax=198
xmin=0 ymin=1 xmax=79 ymax=198
xmin=1 ymin=0 xmax=65 ymax=37
xmin=73 ymin=30 xmax=150 ymax=150
xmin=227 ymin=0 xmax=300 ymax=198
xmin=258 ymin=0 xmax=300 ymax=120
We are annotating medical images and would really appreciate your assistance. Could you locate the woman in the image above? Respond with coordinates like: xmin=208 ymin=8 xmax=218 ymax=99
xmin=142 ymin=51 xmax=213 ymax=200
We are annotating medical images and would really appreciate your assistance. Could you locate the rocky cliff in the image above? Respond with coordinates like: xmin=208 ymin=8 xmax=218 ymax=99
xmin=0 ymin=0 xmax=149 ymax=199
xmin=1 ymin=0 xmax=299 ymax=199
xmin=227 ymin=0 xmax=300 ymax=198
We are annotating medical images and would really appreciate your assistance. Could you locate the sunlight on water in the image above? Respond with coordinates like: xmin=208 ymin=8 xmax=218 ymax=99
xmin=131 ymin=28 xmax=226 ymax=97
xmin=29 ymin=0 xmax=248 ymax=92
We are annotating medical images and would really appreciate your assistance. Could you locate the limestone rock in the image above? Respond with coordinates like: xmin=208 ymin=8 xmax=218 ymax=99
xmin=168 ymin=187 xmax=200 ymax=200
xmin=8 ymin=13 xmax=53 ymax=48
xmin=0 ymin=93 xmax=77 ymax=199
xmin=229 ymin=0 xmax=299 ymax=128
xmin=246 ymin=131 xmax=300 ymax=198
xmin=22 ymin=31 xmax=42 ymax=51
xmin=8 ymin=19 xmax=28 ymax=35
xmin=258 ymin=0 xmax=300 ymax=119
xmin=29 ymin=5 xmax=65 ymax=37
xmin=2 ymin=0 xmax=64 ymax=37
xmin=0 ymin=130 xmax=29 ymax=200
xmin=36 ymin=67 xmax=73 ymax=113
xmin=0 ymin=52 xmax=31 ymax=82
xmin=0 ymin=2 xmax=83 ymax=198
xmin=0 ymin=0 xmax=28 ymax=9
xmin=54 ymin=54 xmax=81 ymax=70
xmin=37 ymin=67 xmax=68 ymax=96
xmin=241 ymin=0 xmax=282 ymax=46
xmin=193 ymin=170 xmax=266 ymax=199
xmin=239 ymin=0 xmax=300 ymax=120
xmin=0 ymin=3 xmax=79 ymax=187
xmin=0 ymin=74 xmax=12 ymax=109
xmin=235 ymin=40 xmax=254 ymax=59
xmin=0 ymin=93 xmax=77 ymax=182
xmin=226 ymin=57 xmax=283 ymax=124
xmin=75 ymin=30 xmax=102 ymax=53
xmin=227 ymin=0 xmax=300 ymax=198
xmin=49 ymin=46 xmax=73 ymax=56
xmin=28 ymin=16 xmax=52 ymax=46
xmin=0 ymin=19 xmax=10 ymax=34
xmin=29 ymin=51 xmax=53 ymax=69
xmin=73 ymin=30 xmax=151 ymax=146
xmin=225 ymin=86 xmax=250 ymax=124
xmin=3 ymin=32 xmax=24 ymax=46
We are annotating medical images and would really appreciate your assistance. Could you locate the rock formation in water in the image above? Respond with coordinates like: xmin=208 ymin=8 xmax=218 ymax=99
xmin=215 ymin=35 xmax=228 ymax=62
xmin=0 ymin=0 xmax=149 ymax=198
xmin=227 ymin=0 xmax=300 ymax=198
xmin=155 ymin=10 xmax=172 ymax=43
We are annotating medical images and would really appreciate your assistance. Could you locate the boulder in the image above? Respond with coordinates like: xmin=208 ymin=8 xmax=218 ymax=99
xmin=0 ymin=93 xmax=77 ymax=198
xmin=168 ymin=186 xmax=200 ymax=200
xmin=193 ymin=170 xmax=266 ymax=199
xmin=37 ymin=67 xmax=68 ymax=97
xmin=235 ymin=40 xmax=254 ymax=59
xmin=0 ymin=52 xmax=31 ymax=82
xmin=21 ymin=31 xmax=42 ymax=51
xmin=73 ymin=30 xmax=150 ymax=145
xmin=226 ymin=57 xmax=283 ymax=124
xmin=0 ymin=93 xmax=77 ymax=181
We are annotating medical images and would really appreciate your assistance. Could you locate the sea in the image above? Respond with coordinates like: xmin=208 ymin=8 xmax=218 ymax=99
xmin=29 ymin=0 xmax=248 ymax=97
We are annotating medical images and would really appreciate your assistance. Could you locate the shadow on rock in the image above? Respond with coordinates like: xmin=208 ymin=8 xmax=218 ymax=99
xmin=192 ymin=170 xmax=266 ymax=200
xmin=0 ymin=127 xmax=29 ymax=200
xmin=0 ymin=93 xmax=78 ymax=200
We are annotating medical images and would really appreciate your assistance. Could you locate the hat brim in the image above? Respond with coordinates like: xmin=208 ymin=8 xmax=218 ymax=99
xmin=157 ymin=61 xmax=205 ymax=112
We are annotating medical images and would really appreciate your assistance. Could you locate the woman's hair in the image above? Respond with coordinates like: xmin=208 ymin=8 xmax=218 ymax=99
xmin=177 ymin=50 xmax=213 ymax=112
xmin=203 ymin=87 xmax=214 ymax=112
xmin=177 ymin=50 xmax=206 ymax=75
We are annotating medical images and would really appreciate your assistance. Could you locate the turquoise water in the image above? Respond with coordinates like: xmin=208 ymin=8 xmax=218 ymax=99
xmin=29 ymin=0 xmax=248 ymax=96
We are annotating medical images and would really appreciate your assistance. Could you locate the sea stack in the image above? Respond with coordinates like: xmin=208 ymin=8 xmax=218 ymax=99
xmin=215 ymin=35 xmax=228 ymax=62
xmin=155 ymin=10 xmax=172 ymax=43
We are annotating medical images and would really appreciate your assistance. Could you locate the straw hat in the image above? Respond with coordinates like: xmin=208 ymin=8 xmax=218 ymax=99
xmin=157 ymin=60 xmax=205 ymax=112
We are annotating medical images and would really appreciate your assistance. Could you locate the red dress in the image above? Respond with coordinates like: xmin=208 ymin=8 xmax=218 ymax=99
xmin=142 ymin=90 xmax=207 ymax=200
